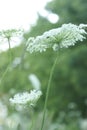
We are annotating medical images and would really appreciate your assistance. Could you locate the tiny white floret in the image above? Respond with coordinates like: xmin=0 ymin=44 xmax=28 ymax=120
xmin=9 ymin=90 xmax=42 ymax=106
xmin=26 ymin=23 xmax=87 ymax=53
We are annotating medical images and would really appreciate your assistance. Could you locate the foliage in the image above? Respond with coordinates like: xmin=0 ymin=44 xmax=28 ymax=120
xmin=46 ymin=0 xmax=87 ymax=24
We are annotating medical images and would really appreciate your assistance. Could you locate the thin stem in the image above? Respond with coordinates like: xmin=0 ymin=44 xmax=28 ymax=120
xmin=8 ymin=38 xmax=12 ymax=64
xmin=40 ymin=53 xmax=59 ymax=130
xmin=0 ymin=38 xmax=12 ymax=85
xmin=20 ymin=44 xmax=27 ymax=69
xmin=8 ymin=38 xmax=11 ymax=50
xmin=0 ymin=64 xmax=10 ymax=85
xmin=29 ymin=108 xmax=34 ymax=130
xmin=30 ymin=116 xmax=34 ymax=130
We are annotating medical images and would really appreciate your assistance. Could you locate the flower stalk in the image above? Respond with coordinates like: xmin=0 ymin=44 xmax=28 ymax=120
xmin=40 ymin=53 xmax=58 ymax=130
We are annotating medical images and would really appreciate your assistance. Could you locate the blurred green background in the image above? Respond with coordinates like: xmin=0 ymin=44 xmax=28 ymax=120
xmin=0 ymin=0 xmax=87 ymax=130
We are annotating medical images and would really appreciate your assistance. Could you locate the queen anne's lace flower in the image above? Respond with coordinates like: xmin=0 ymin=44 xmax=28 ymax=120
xmin=0 ymin=29 xmax=23 ymax=38
xmin=9 ymin=90 xmax=42 ymax=106
xmin=26 ymin=23 xmax=87 ymax=53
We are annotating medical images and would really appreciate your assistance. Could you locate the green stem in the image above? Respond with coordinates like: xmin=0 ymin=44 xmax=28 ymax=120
xmin=0 ymin=38 xmax=12 ymax=85
xmin=20 ymin=44 xmax=27 ymax=69
xmin=29 ymin=108 xmax=34 ymax=130
xmin=40 ymin=53 xmax=59 ymax=130
xmin=8 ymin=38 xmax=12 ymax=64
xmin=0 ymin=64 xmax=10 ymax=85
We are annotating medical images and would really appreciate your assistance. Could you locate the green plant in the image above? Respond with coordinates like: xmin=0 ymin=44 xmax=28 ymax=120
xmin=26 ymin=23 xmax=87 ymax=130
xmin=0 ymin=29 xmax=23 ymax=84
xmin=1 ymin=23 xmax=86 ymax=130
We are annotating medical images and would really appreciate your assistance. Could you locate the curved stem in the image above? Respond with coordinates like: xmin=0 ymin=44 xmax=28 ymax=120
xmin=40 ymin=53 xmax=59 ymax=130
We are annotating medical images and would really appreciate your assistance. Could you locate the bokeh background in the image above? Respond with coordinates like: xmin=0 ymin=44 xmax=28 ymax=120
xmin=0 ymin=0 xmax=87 ymax=130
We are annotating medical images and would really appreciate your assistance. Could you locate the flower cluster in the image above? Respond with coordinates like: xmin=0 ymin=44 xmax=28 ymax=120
xmin=26 ymin=23 xmax=87 ymax=53
xmin=0 ymin=29 xmax=24 ymax=40
xmin=9 ymin=90 xmax=42 ymax=107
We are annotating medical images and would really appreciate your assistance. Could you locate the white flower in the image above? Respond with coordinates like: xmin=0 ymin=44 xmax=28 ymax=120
xmin=0 ymin=29 xmax=23 ymax=39
xmin=28 ymin=74 xmax=41 ymax=89
xmin=80 ymin=119 xmax=87 ymax=130
xmin=26 ymin=23 xmax=87 ymax=53
xmin=0 ymin=101 xmax=8 ymax=119
xmin=12 ymin=57 xmax=21 ymax=68
xmin=9 ymin=90 xmax=42 ymax=106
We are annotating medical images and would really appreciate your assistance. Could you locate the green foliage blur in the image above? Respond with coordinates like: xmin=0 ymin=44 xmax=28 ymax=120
xmin=0 ymin=0 xmax=87 ymax=129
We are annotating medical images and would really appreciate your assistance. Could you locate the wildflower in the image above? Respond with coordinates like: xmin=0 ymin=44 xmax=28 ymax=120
xmin=26 ymin=23 xmax=87 ymax=53
xmin=9 ymin=90 xmax=42 ymax=107
xmin=28 ymin=74 xmax=41 ymax=89
xmin=0 ymin=29 xmax=23 ymax=40
xmin=12 ymin=57 xmax=21 ymax=68
xmin=0 ymin=101 xmax=8 ymax=119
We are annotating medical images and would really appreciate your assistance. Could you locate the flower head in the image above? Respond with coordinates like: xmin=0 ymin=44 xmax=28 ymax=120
xmin=9 ymin=90 xmax=42 ymax=107
xmin=0 ymin=29 xmax=24 ymax=41
xmin=26 ymin=23 xmax=87 ymax=53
